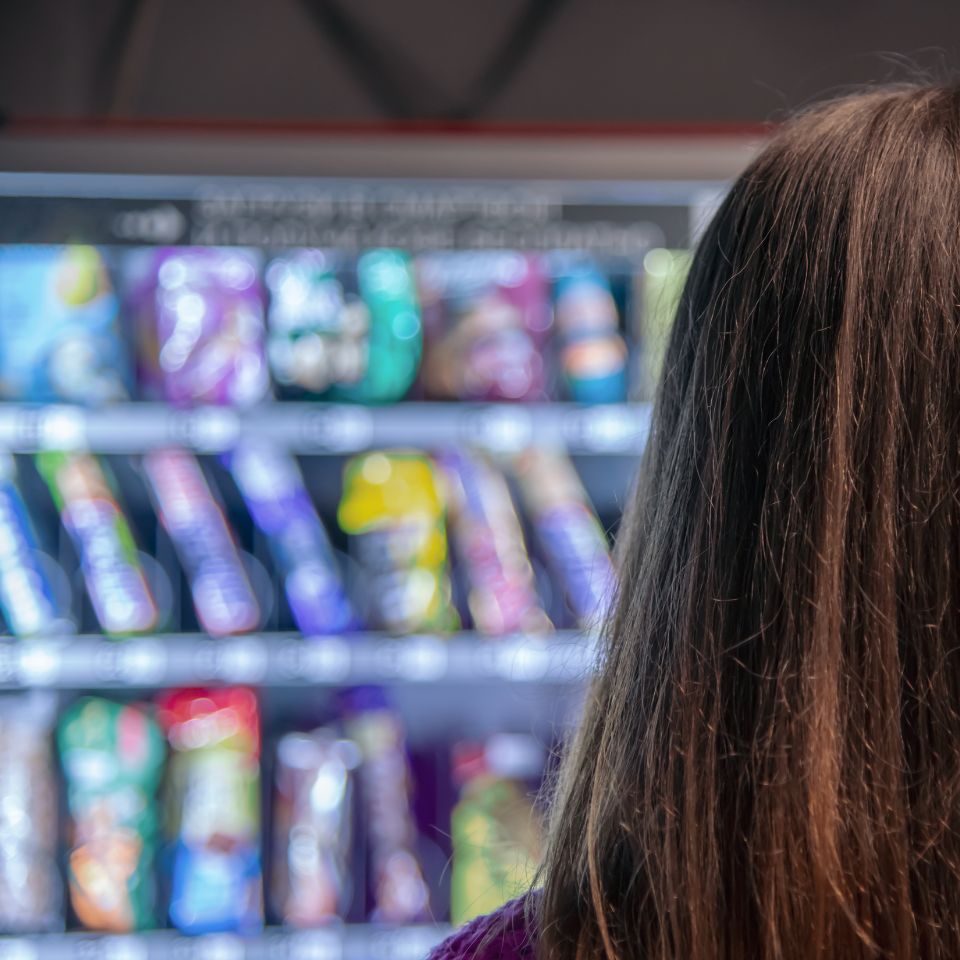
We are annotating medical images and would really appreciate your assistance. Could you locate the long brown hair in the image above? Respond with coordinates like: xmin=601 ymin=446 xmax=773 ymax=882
xmin=538 ymin=86 xmax=960 ymax=960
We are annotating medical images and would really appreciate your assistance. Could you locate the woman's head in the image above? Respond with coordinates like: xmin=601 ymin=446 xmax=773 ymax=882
xmin=539 ymin=86 xmax=960 ymax=960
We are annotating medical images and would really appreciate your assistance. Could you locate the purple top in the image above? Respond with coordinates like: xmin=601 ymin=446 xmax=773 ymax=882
xmin=428 ymin=896 xmax=536 ymax=960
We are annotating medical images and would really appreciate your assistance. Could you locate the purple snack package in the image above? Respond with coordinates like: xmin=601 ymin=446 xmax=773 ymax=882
xmin=340 ymin=687 xmax=431 ymax=924
xmin=225 ymin=443 xmax=358 ymax=635
xmin=126 ymin=247 xmax=269 ymax=407
xmin=438 ymin=449 xmax=552 ymax=636
xmin=417 ymin=253 xmax=551 ymax=401
xmin=143 ymin=449 xmax=260 ymax=636
xmin=512 ymin=450 xmax=615 ymax=630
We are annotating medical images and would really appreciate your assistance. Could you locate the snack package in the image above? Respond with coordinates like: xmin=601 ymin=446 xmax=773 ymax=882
xmin=450 ymin=735 xmax=544 ymax=926
xmin=341 ymin=688 xmax=430 ymax=924
xmin=36 ymin=452 xmax=158 ymax=636
xmin=0 ymin=454 xmax=71 ymax=637
xmin=553 ymin=265 xmax=628 ymax=403
xmin=142 ymin=449 xmax=260 ymax=636
xmin=157 ymin=687 xmax=263 ymax=935
xmin=0 ymin=245 xmax=130 ymax=404
xmin=639 ymin=248 xmax=691 ymax=399
xmin=417 ymin=252 xmax=551 ymax=401
xmin=271 ymin=728 xmax=359 ymax=926
xmin=438 ymin=450 xmax=551 ymax=636
xmin=125 ymin=247 xmax=269 ymax=406
xmin=58 ymin=697 xmax=166 ymax=932
xmin=512 ymin=450 xmax=615 ymax=630
xmin=266 ymin=249 xmax=420 ymax=403
xmin=226 ymin=443 xmax=357 ymax=635
xmin=0 ymin=693 xmax=63 ymax=932
xmin=338 ymin=452 xmax=458 ymax=633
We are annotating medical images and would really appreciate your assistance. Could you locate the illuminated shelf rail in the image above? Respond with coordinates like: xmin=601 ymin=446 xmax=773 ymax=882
xmin=0 ymin=630 xmax=596 ymax=689
xmin=0 ymin=402 xmax=651 ymax=455
xmin=0 ymin=924 xmax=450 ymax=960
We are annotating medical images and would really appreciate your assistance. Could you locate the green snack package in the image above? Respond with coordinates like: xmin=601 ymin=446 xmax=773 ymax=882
xmin=450 ymin=735 xmax=544 ymax=926
xmin=58 ymin=697 xmax=165 ymax=932
xmin=36 ymin=452 xmax=159 ymax=636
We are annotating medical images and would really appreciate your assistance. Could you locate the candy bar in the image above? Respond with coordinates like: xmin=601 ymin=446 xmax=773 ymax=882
xmin=0 ymin=693 xmax=62 ymax=932
xmin=37 ymin=452 xmax=158 ymax=636
xmin=438 ymin=450 xmax=551 ymax=636
xmin=341 ymin=688 xmax=431 ymax=924
xmin=512 ymin=450 xmax=615 ymax=629
xmin=226 ymin=443 xmax=357 ymax=635
xmin=272 ymin=728 xmax=358 ymax=925
xmin=0 ymin=454 xmax=69 ymax=637
xmin=143 ymin=449 xmax=259 ymax=636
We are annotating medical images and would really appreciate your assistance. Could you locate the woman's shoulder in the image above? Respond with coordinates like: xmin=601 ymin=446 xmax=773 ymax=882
xmin=427 ymin=895 xmax=537 ymax=960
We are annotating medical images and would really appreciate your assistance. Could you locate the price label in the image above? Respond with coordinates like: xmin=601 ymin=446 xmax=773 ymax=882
xmin=170 ymin=408 xmax=241 ymax=452
xmin=467 ymin=407 xmax=534 ymax=453
xmin=286 ymin=930 xmax=343 ymax=960
xmin=17 ymin=641 xmax=63 ymax=686
xmin=495 ymin=636 xmax=550 ymax=681
xmin=301 ymin=407 xmax=374 ymax=452
xmin=397 ymin=636 xmax=448 ymax=681
xmin=0 ymin=939 xmax=38 ymax=960
xmin=295 ymin=637 xmax=352 ymax=683
xmin=567 ymin=405 xmax=643 ymax=453
xmin=217 ymin=637 xmax=269 ymax=683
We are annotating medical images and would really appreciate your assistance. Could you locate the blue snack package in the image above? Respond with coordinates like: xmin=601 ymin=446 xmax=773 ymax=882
xmin=0 ymin=245 xmax=130 ymax=404
xmin=225 ymin=443 xmax=358 ymax=635
xmin=512 ymin=450 xmax=615 ymax=629
xmin=554 ymin=266 xmax=628 ymax=404
xmin=0 ymin=455 xmax=69 ymax=637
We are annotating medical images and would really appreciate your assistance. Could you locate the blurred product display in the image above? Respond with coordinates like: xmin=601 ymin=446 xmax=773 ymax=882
xmin=0 ymin=171 xmax=703 ymax=956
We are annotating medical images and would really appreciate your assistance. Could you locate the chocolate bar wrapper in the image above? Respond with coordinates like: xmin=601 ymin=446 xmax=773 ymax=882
xmin=143 ymin=449 xmax=260 ymax=636
xmin=512 ymin=450 xmax=615 ymax=630
xmin=341 ymin=688 xmax=430 ymax=924
xmin=36 ymin=452 xmax=158 ymax=636
xmin=272 ymin=728 xmax=358 ymax=925
xmin=226 ymin=443 xmax=357 ymax=635
xmin=0 ymin=692 xmax=63 ymax=932
xmin=0 ymin=455 xmax=69 ymax=637
xmin=438 ymin=450 xmax=551 ymax=636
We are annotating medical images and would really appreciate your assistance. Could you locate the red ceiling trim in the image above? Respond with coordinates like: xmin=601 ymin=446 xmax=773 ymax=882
xmin=3 ymin=115 xmax=774 ymax=140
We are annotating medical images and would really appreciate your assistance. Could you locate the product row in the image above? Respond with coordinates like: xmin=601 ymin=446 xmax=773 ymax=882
xmin=0 ymin=686 xmax=547 ymax=936
xmin=0 ymin=445 xmax=616 ymax=639
xmin=0 ymin=244 xmax=689 ymax=406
